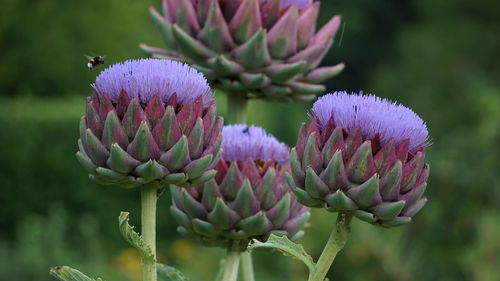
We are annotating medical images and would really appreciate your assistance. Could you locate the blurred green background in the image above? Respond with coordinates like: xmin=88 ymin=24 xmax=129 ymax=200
xmin=1 ymin=0 xmax=499 ymax=280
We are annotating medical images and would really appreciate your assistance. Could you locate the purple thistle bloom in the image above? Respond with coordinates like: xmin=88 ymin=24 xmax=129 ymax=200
xmin=280 ymin=0 xmax=311 ymax=8
xmin=144 ymin=0 xmax=344 ymax=101
xmin=290 ymin=91 xmax=431 ymax=227
xmin=261 ymin=0 xmax=311 ymax=8
xmin=311 ymin=91 xmax=429 ymax=150
xmin=170 ymin=123 xmax=310 ymax=249
xmin=222 ymin=125 xmax=290 ymax=163
xmin=93 ymin=58 xmax=213 ymax=107
xmin=77 ymin=58 xmax=224 ymax=189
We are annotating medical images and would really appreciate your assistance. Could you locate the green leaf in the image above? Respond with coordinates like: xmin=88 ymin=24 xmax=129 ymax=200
xmin=118 ymin=212 xmax=154 ymax=262
xmin=248 ymin=234 xmax=315 ymax=274
xmin=157 ymin=263 xmax=189 ymax=281
xmin=49 ymin=266 xmax=104 ymax=281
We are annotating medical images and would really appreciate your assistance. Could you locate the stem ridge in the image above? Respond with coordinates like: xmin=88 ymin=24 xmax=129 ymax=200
xmin=241 ymin=251 xmax=256 ymax=281
xmin=227 ymin=93 xmax=248 ymax=124
xmin=221 ymin=249 xmax=241 ymax=281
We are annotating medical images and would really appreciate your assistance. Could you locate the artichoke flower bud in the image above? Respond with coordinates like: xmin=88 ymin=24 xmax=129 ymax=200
xmin=141 ymin=0 xmax=344 ymax=101
xmin=288 ymin=92 xmax=430 ymax=227
xmin=171 ymin=125 xmax=310 ymax=250
xmin=76 ymin=59 xmax=223 ymax=188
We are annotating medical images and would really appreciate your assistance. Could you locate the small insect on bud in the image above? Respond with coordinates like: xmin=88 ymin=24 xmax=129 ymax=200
xmin=85 ymin=55 xmax=105 ymax=70
xmin=170 ymin=125 xmax=310 ymax=250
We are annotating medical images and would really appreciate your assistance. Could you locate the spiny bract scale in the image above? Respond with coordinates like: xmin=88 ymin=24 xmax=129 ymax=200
xmin=288 ymin=117 xmax=429 ymax=227
xmin=77 ymin=92 xmax=223 ymax=188
xmin=171 ymin=159 xmax=310 ymax=249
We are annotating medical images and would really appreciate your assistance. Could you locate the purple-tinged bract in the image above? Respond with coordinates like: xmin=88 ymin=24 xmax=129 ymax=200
xmin=76 ymin=59 xmax=224 ymax=188
xmin=222 ymin=125 xmax=289 ymax=163
xmin=141 ymin=0 xmax=344 ymax=101
xmin=170 ymin=125 xmax=310 ymax=249
xmin=288 ymin=92 xmax=430 ymax=227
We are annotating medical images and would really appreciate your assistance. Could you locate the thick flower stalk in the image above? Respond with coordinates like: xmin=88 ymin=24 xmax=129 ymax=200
xmin=76 ymin=59 xmax=224 ymax=188
xmin=141 ymin=0 xmax=344 ymax=101
xmin=288 ymin=92 xmax=430 ymax=227
xmin=170 ymin=125 xmax=310 ymax=250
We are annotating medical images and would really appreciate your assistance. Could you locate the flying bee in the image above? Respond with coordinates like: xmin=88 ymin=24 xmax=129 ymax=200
xmin=242 ymin=126 xmax=250 ymax=133
xmin=85 ymin=55 xmax=105 ymax=70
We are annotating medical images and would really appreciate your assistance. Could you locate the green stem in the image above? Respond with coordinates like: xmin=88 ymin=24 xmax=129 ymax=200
xmin=214 ymin=258 xmax=226 ymax=281
xmin=227 ymin=92 xmax=248 ymax=124
xmin=221 ymin=249 xmax=241 ymax=281
xmin=309 ymin=213 xmax=352 ymax=281
xmin=240 ymin=251 xmax=255 ymax=281
xmin=141 ymin=183 xmax=159 ymax=281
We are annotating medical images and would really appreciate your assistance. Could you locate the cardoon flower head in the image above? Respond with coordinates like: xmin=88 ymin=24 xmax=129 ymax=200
xmin=280 ymin=0 xmax=310 ymax=8
xmin=93 ymin=58 xmax=213 ymax=106
xmin=170 ymin=125 xmax=310 ymax=249
xmin=310 ymin=93 xmax=429 ymax=150
xmin=221 ymin=125 xmax=289 ymax=163
xmin=76 ymin=58 xmax=224 ymax=188
xmin=288 ymin=92 xmax=430 ymax=227
xmin=141 ymin=0 xmax=344 ymax=101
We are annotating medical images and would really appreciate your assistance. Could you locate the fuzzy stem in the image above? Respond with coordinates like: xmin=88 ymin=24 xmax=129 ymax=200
xmin=227 ymin=93 xmax=247 ymax=124
xmin=222 ymin=249 xmax=241 ymax=281
xmin=240 ymin=251 xmax=255 ymax=281
xmin=141 ymin=183 xmax=158 ymax=281
xmin=309 ymin=213 xmax=352 ymax=281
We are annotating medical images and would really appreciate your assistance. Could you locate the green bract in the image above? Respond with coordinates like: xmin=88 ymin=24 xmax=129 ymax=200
xmin=288 ymin=119 xmax=429 ymax=227
xmin=77 ymin=92 xmax=223 ymax=188
xmin=170 ymin=159 xmax=310 ymax=250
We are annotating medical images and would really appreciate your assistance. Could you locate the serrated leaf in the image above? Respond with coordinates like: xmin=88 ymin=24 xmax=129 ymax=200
xmin=49 ymin=266 xmax=104 ymax=281
xmin=157 ymin=263 xmax=189 ymax=281
xmin=118 ymin=212 xmax=154 ymax=262
xmin=248 ymin=234 xmax=315 ymax=274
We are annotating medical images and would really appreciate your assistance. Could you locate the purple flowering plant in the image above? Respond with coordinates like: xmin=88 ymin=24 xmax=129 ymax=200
xmin=78 ymin=59 xmax=223 ymax=189
xmin=51 ymin=1 xmax=431 ymax=281
xmin=141 ymin=0 xmax=344 ymax=103
xmin=170 ymin=125 xmax=309 ymax=249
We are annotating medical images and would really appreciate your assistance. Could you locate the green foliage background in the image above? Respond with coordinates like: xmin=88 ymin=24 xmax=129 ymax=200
xmin=1 ymin=0 xmax=499 ymax=280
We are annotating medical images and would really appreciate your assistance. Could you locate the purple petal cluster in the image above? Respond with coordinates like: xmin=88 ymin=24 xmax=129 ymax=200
xmin=260 ymin=0 xmax=311 ymax=9
xmin=222 ymin=125 xmax=290 ymax=164
xmin=93 ymin=58 xmax=213 ymax=106
xmin=279 ymin=0 xmax=311 ymax=8
xmin=311 ymin=91 xmax=429 ymax=150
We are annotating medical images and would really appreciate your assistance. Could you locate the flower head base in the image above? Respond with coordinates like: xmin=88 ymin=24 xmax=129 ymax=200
xmin=141 ymin=0 xmax=344 ymax=101
xmin=288 ymin=92 xmax=430 ymax=227
xmin=76 ymin=59 xmax=223 ymax=188
xmin=222 ymin=125 xmax=289 ymax=163
xmin=170 ymin=125 xmax=310 ymax=249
